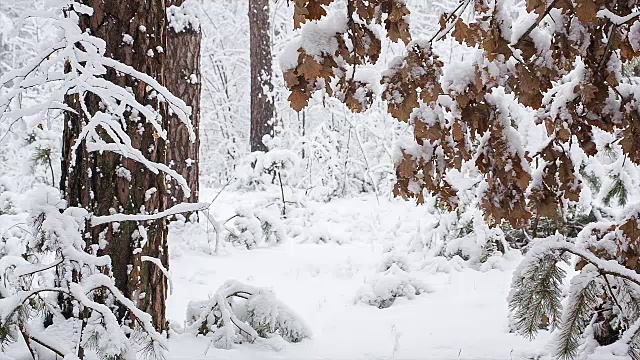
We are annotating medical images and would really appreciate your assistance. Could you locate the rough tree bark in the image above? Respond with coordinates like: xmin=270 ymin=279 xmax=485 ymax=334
xmin=166 ymin=0 xmax=200 ymax=205
xmin=60 ymin=0 xmax=188 ymax=331
xmin=249 ymin=0 xmax=274 ymax=152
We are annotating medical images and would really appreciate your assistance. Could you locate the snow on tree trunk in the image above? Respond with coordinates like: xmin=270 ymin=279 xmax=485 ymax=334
xmin=166 ymin=0 xmax=201 ymax=205
xmin=60 ymin=0 xmax=173 ymax=331
xmin=249 ymin=0 xmax=274 ymax=152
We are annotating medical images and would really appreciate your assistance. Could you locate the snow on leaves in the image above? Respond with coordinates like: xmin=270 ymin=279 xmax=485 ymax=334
xmin=353 ymin=0 xmax=411 ymax=45
xmin=283 ymin=0 xmax=410 ymax=113
xmin=292 ymin=0 xmax=333 ymax=29
xmin=285 ymin=0 xmax=640 ymax=234
xmin=381 ymin=45 xmax=443 ymax=122
xmin=528 ymin=141 xmax=581 ymax=224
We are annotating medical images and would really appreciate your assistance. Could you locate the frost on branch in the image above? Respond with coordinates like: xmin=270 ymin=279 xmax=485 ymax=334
xmin=0 ymin=0 xmax=199 ymax=355
xmin=186 ymin=280 xmax=310 ymax=349
xmin=356 ymin=263 xmax=432 ymax=309
xmin=0 ymin=1 xmax=194 ymax=196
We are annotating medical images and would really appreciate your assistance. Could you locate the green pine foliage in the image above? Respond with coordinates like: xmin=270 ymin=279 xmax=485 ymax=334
xmin=553 ymin=266 xmax=603 ymax=360
xmin=508 ymin=251 xmax=566 ymax=338
xmin=0 ymin=315 xmax=15 ymax=349
xmin=602 ymin=176 xmax=628 ymax=207
xmin=510 ymin=230 xmax=640 ymax=360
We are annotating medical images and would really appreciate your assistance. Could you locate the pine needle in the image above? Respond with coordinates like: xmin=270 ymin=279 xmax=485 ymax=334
xmin=553 ymin=266 xmax=603 ymax=360
xmin=509 ymin=251 xmax=565 ymax=339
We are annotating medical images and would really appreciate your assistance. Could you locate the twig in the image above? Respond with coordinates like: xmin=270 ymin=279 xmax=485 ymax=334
xmin=28 ymin=334 xmax=66 ymax=358
xmin=14 ymin=259 xmax=63 ymax=278
xmin=514 ymin=0 xmax=559 ymax=47
xmin=596 ymin=0 xmax=620 ymax=75
xmin=602 ymin=274 xmax=629 ymax=327
xmin=47 ymin=153 xmax=55 ymax=187
xmin=428 ymin=0 xmax=472 ymax=44
xmin=278 ymin=171 xmax=286 ymax=217
xmin=20 ymin=324 xmax=37 ymax=360
xmin=201 ymin=210 xmax=222 ymax=254
xmin=208 ymin=178 xmax=233 ymax=207
xmin=224 ymin=214 xmax=239 ymax=225
xmin=553 ymin=245 xmax=640 ymax=288
xmin=346 ymin=0 xmax=358 ymax=84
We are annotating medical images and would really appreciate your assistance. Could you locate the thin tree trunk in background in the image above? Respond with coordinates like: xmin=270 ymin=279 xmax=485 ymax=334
xmin=249 ymin=0 xmax=274 ymax=152
xmin=166 ymin=0 xmax=201 ymax=206
xmin=61 ymin=0 xmax=175 ymax=331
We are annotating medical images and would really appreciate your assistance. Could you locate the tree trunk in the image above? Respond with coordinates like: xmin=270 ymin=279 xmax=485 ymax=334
xmin=166 ymin=0 xmax=201 ymax=206
xmin=249 ymin=0 xmax=274 ymax=152
xmin=61 ymin=0 xmax=179 ymax=332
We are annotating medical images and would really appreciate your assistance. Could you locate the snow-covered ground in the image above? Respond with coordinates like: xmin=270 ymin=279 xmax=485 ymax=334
xmin=165 ymin=188 xmax=551 ymax=360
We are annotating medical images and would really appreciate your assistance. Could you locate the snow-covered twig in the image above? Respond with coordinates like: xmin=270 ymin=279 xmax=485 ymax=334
xmin=530 ymin=239 xmax=640 ymax=287
xmin=91 ymin=202 xmax=210 ymax=226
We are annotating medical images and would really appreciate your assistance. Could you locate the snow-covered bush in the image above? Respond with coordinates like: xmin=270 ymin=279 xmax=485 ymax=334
xmin=296 ymin=223 xmax=344 ymax=245
xmin=391 ymin=196 xmax=512 ymax=270
xmin=377 ymin=254 xmax=411 ymax=273
xmin=421 ymin=255 xmax=466 ymax=274
xmin=225 ymin=208 xmax=287 ymax=249
xmin=186 ymin=280 xmax=310 ymax=349
xmin=169 ymin=212 xmax=215 ymax=255
xmin=356 ymin=264 xmax=432 ymax=309
xmin=434 ymin=208 xmax=508 ymax=266
xmin=233 ymin=149 xmax=300 ymax=192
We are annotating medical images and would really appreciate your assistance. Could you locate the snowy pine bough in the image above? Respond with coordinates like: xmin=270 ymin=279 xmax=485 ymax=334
xmin=509 ymin=220 xmax=640 ymax=360
xmin=0 ymin=187 xmax=167 ymax=359
xmin=186 ymin=280 xmax=310 ymax=349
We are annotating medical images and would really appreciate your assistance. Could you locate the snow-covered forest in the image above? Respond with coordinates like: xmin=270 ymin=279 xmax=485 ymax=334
xmin=2 ymin=0 xmax=640 ymax=359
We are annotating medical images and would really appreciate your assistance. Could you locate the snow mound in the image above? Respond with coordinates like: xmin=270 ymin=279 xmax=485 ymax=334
xmin=355 ymin=264 xmax=433 ymax=309
xmin=296 ymin=223 xmax=345 ymax=245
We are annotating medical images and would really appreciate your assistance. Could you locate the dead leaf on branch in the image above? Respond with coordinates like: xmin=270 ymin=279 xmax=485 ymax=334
xmin=292 ymin=0 xmax=333 ymax=28
xmin=573 ymin=0 xmax=599 ymax=23
xmin=288 ymin=89 xmax=312 ymax=111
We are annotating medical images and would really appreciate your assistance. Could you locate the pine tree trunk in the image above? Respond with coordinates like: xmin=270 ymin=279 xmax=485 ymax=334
xmin=61 ymin=0 xmax=176 ymax=331
xmin=166 ymin=0 xmax=200 ymax=206
xmin=249 ymin=0 xmax=274 ymax=152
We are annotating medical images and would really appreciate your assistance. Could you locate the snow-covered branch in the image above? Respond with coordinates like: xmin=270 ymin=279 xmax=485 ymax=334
xmin=91 ymin=201 xmax=210 ymax=226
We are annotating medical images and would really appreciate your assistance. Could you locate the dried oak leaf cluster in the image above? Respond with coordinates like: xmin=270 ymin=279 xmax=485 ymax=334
xmin=284 ymin=0 xmax=640 ymax=230
xmin=284 ymin=0 xmax=410 ymax=112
